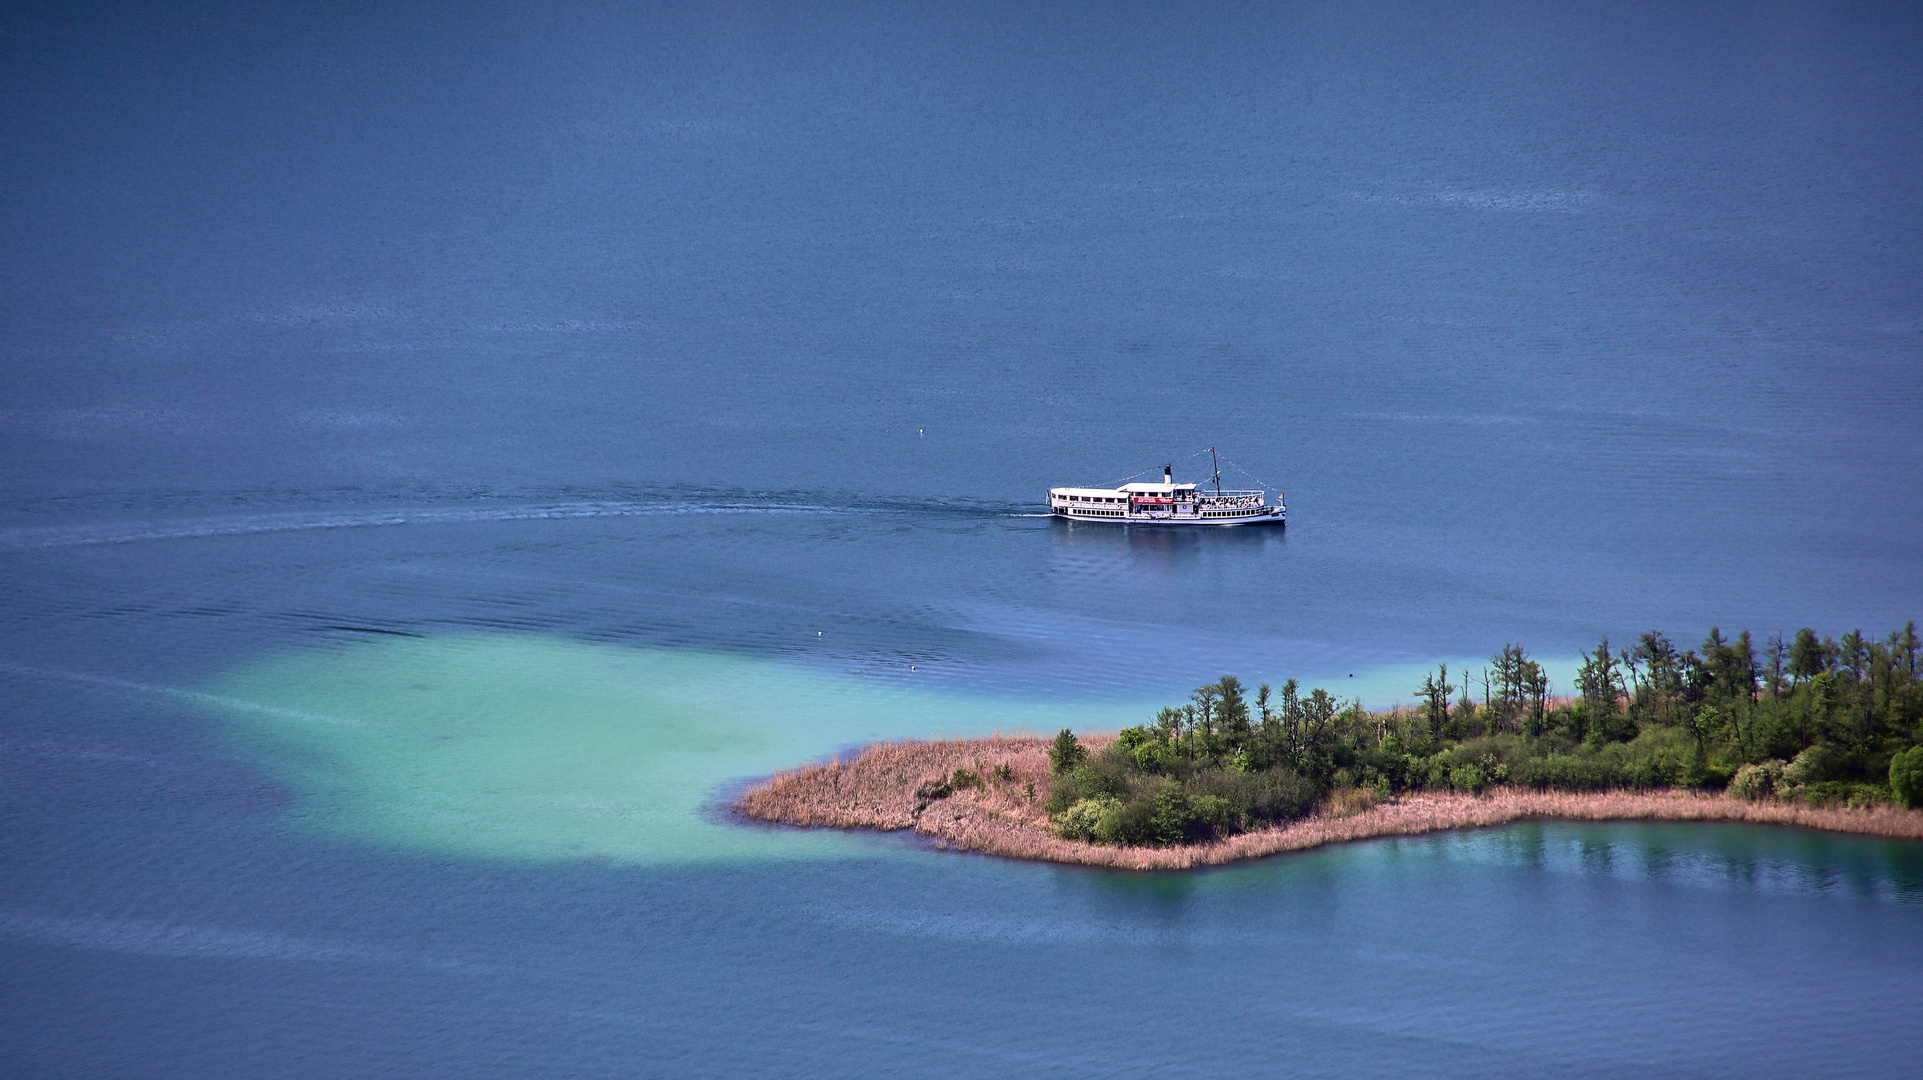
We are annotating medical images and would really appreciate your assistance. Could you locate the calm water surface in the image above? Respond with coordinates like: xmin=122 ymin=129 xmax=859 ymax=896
xmin=3 ymin=2 xmax=1920 ymax=1076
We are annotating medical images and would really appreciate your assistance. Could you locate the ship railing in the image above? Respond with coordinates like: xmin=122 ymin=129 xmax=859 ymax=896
xmin=1193 ymin=490 xmax=1266 ymax=507
xmin=1127 ymin=489 xmax=1265 ymax=500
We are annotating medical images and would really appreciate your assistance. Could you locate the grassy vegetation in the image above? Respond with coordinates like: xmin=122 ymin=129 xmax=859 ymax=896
xmin=1045 ymin=622 xmax=1923 ymax=846
xmin=738 ymin=735 xmax=1923 ymax=870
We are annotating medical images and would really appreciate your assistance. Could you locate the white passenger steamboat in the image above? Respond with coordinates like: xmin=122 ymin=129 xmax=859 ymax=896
xmin=1049 ymin=449 xmax=1284 ymax=527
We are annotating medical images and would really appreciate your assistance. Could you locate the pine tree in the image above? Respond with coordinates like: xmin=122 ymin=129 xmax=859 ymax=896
xmin=1575 ymin=637 xmax=1625 ymax=742
xmin=1416 ymin=664 xmax=1454 ymax=741
xmin=1048 ymin=729 xmax=1086 ymax=776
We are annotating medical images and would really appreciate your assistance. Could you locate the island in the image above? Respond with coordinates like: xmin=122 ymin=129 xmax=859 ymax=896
xmin=738 ymin=625 xmax=1923 ymax=869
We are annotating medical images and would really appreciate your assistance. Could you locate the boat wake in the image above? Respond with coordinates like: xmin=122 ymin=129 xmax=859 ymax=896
xmin=0 ymin=499 xmax=844 ymax=551
xmin=0 ymin=661 xmax=364 ymax=726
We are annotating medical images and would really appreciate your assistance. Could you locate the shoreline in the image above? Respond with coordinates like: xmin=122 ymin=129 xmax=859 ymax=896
xmin=734 ymin=735 xmax=1923 ymax=870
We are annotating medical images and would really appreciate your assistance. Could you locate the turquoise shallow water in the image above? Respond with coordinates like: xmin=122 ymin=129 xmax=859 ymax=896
xmin=205 ymin=634 xmax=1148 ymax=864
xmin=4 ymin=1 xmax=1922 ymax=1076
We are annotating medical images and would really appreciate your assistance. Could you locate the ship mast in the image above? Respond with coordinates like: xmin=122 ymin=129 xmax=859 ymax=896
xmin=1210 ymin=447 xmax=1222 ymax=497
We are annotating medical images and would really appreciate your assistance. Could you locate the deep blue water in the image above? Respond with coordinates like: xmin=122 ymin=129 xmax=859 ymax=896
xmin=3 ymin=2 xmax=1921 ymax=1076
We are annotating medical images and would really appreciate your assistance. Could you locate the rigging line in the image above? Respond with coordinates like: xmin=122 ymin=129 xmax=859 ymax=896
xmin=1113 ymin=458 xmax=1183 ymax=486
xmin=1123 ymin=453 xmax=1192 ymax=484
xmin=1111 ymin=448 xmax=1258 ymax=488
xmin=1212 ymin=453 xmax=1279 ymax=492
xmin=1221 ymin=465 xmax=1272 ymax=491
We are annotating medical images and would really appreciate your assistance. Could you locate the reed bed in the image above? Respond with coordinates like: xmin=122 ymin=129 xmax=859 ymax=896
xmin=735 ymin=736 xmax=1923 ymax=870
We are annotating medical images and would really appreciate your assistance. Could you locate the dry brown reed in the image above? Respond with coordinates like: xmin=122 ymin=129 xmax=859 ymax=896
xmin=735 ymin=736 xmax=1923 ymax=870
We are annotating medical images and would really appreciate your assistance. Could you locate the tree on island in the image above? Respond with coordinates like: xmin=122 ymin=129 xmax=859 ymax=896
xmin=1574 ymin=639 xmax=1625 ymax=744
xmin=1418 ymin=665 xmax=1453 ymax=741
xmin=1048 ymin=728 xmax=1086 ymax=775
xmin=1044 ymin=621 xmax=1923 ymax=848
xmin=1892 ymin=746 xmax=1923 ymax=809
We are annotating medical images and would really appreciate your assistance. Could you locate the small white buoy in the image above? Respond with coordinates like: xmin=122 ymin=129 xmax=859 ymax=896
xmin=818 ymin=631 xmax=823 ymax=637
xmin=911 ymin=665 xmax=917 ymax=671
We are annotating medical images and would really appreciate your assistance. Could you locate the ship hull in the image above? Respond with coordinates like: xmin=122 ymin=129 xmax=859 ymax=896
xmin=1050 ymin=506 xmax=1284 ymax=527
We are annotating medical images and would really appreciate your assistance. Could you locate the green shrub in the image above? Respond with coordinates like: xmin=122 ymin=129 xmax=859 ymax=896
xmin=1076 ymin=760 xmax=1134 ymax=800
xmin=1042 ymin=773 xmax=1080 ymax=816
xmin=1449 ymin=764 xmax=1487 ymax=795
xmin=1055 ymin=797 xmax=1121 ymax=842
xmin=1620 ymin=752 xmax=1677 ymax=790
xmin=1063 ymin=782 xmax=1227 ymax=847
xmin=990 ymin=762 xmax=1014 ymax=782
xmin=1191 ymin=794 xmax=1232 ymax=835
xmin=1043 ymin=761 xmax=1131 ymax=816
xmin=1511 ymin=753 xmax=1617 ymax=792
xmin=1188 ymin=768 xmax=1316 ymax=824
xmin=1129 ymin=738 xmax=1175 ymax=774
xmin=1043 ymin=775 xmax=1080 ymax=816
xmin=1094 ymin=797 xmax=1158 ymax=846
xmin=1681 ymin=742 xmax=1731 ymax=789
xmin=950 ymin=768 xmax=982 ymax=790
xmin=1728 ymin=760 xmax=1786 ymax=801
xmin=1886 ymin=747 xmax=1923 ymax=809
xmin=1612 ymin=727 xmax=1694 ymax=789
xmin=1786 ymin=745 xmax=1848 ymax=786
xmin=1252 ymin=769 xmax=1318 ymax=821
xmin=1802 ymin=780 xmax=1894 ymax=809
xmin=1149 ymin=783 xmax=1201 ymax=845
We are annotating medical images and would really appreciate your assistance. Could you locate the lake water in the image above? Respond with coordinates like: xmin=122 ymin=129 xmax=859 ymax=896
xmin=3 ymin=2 xmax=1920 ymax=1076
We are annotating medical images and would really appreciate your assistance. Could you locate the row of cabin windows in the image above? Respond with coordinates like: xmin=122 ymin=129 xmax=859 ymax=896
xmin=1059 ymin=499 xmax=1259 ymax=510
xmin=1061 ymin=495 xmax=1231 ymax=503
